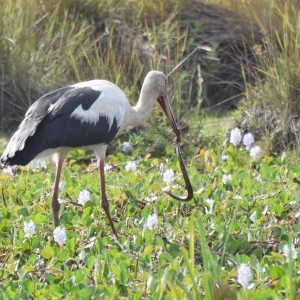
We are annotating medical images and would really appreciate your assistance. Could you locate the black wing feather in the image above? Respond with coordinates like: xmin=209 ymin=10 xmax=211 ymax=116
xmin=1 ymin=86 xmax=114 ymax=166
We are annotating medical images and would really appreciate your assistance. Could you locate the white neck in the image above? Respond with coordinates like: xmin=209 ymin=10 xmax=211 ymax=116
xmin=122 ymin=79 xmax=160 ymax=129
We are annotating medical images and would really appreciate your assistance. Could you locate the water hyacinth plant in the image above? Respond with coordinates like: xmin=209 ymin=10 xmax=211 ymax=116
xmin=1 ymin=0 xmax=300 ymax=298
xmin=229 ymin=127 xmax=262 ymax=159
xmin=283 ymin=243 xmax=298 ymax=262
xmin=243 ymin=132 xmax=254 ymax=150
xmin=122 ymin=141 xmax=131 ymax=153
xmin=78 ymin=189 xmax=91 ymax=205
xmin=144 ymin=214 xmax=159 ymax=230
xmin=53 ymin=227 xmax=66 ymax=246
xmin=1 ymin=126 xmax=300 ymax=298
xmin=249 ymin=145 xmax=261 ymax=159
xmin=237 ymin=264 xmax=252 ymax=288
xmin=23 ymin=220 xmax=36 ymax=238
xmin=230 ymin=127 xmax=242 ymax=146
xmin=125 ymin=161 xmax=137 ymax=172
xmin=162 ymin=169 xmax=175 ymax=185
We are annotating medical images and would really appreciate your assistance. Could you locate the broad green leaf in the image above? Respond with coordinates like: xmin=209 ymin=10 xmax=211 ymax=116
xmin=67 ymin=237 xmax=76 ymax=257
xmin=23 ymin=279 xmax=34 ymax=294
xmin=269 ymin=266 xmax=285 ymax=279
xmin=78 ymin=286 xmax=95 ymax=300
xmin=289 ymin=164 xmax=300 ymax=175
xmin=144 ymin=245 xmax=154 ymax=256
xmin=41 ymin=246 xmax=55 ymax=259
xmin=260 ymin=165 xmax=275 ymax=180
xmin=119 ymin=261 xmax=128 ymax=285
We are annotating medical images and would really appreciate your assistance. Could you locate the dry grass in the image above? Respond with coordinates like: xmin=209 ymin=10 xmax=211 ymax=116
xmin=1 ymin=0 xmax=299 ymax=153
xmin=238 ymin=1 xmax=300 ymax=153
xmin=0 ymin=0 xmax=262 ymax=124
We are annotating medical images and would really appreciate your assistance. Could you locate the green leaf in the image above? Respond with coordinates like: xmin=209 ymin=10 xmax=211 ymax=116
xmin=41 ymin=246 xmax=55 ymax=259
xmin=86 ymin=256 xmax=96 ymax=268
xmin=159 ymin=252 xmax=173 ymax=265
xmin=23 ymin=278 xmax=34 ymax=294
xmin=49 ymin=284 xmax=63 ymax=296
xmin=253 ymin=289 xmax=278 ymax=300
xmin=144 ymin=245 xmax=154 ymax=256
xmin=18 ymin=207 xmax=29 ymax=216
xmin=78 ymin=286 xmax=95 ymax=300
xmin=119 ymin=261 xmax=128 ymax=286
xmin=169 ymin=243 xmax=180 ymax=258
xmin=67 ymin=237 xmax=76 ymax=257
xmin=34 ymin=213 xmax=48 ymax=224
xmin=269 ymin=266 xmax=285 ymax=279
xmin=289 ymin=164 xmax=300 ymax=175
xmin=260 ymin=165 xmax=275 ymax=180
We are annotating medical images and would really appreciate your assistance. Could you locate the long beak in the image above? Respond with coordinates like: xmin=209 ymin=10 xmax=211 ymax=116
xmin=157 ymin=95 xmax=194 ymax=201
xmin=157 ymin=96 xmax=181 ymax=142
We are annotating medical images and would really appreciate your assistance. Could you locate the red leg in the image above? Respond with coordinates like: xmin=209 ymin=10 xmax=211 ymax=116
xmin=52 ymin=157 xmax=63 ymax=227
xmin=99 ymin=159 xmax=119 ymax=239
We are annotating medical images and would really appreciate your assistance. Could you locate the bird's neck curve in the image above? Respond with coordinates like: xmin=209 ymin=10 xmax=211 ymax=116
xmin=123 ymin=81 xmax=159 ymax=129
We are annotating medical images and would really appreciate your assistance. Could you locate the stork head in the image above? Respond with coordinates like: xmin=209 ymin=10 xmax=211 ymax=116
xmin=139 ymin=71 xmax=180 ymax=141
xmin=150 ymin=72 xmax=181 ymax=143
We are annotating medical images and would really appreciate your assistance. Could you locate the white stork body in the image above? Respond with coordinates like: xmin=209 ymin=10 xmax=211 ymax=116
xmin=1 ymin=71 xmax=175 ymax=238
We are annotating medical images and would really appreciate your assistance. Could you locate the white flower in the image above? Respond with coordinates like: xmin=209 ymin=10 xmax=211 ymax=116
xmin=205 ymin=198 xmax=214 ymax=214
xmin=253 ymin=173 xmax=263 ymax=183
xmin=122 ymin=141 xmax=131 ymax=153
xmin=221 ymin=155 xmax=229 ymax=161
xmin=24 ymin=220 xmax=36 ymax=238
xmin=145 ymin=214 xmax=158 ymax=229
xmin=222 ymin=174 xmax=232 ymax=184
xmin=162 ymin=186 xmax=169 ymax=192
xmin=145 ymin=194 xmax=158 ymax=202
xmin=163 ymin=169 xmax=174 ymax=185
xmin=250 ymin=146 xmax=261 ymax=159
xmin=3 ymin=166 xmax=14 ymax=176
xmin=125 ymin=161 xmax=137 ymax=172
xmin=243 ymin=133 xmax=254 ymax=150
xmin=53 ymin=226 xmax=66 ymax=246
xmin=104 ymin=165 xmax=113 ymax=172
xmin=237 ymin=264 xmax=252 ymax=288
xmin=230 ymin=127 xmax=242 ymax=146
xmin=283 ymin=243 xmax=297 ymax=261
xmin=78 ymin=190 xmax=91 ymax=205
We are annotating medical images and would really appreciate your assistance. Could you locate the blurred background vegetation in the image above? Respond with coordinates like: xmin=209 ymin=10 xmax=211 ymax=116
xmin=1 ymin=0 xmax=300 ymax=155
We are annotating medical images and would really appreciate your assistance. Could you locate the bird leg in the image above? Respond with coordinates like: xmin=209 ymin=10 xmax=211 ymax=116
xmin=52 ymin=156 xmax=63 ymax=227
xmin=99 ymin=159 xmax=119 ymax=239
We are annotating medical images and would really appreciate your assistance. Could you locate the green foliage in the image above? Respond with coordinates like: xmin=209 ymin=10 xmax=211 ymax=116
xmin=239 ymin=1 xmax=300 ymax=153
xmin=1 ymin=132 xmax=300 ymax=298
xmin=1 ymin=0 xmax=300 ymax=298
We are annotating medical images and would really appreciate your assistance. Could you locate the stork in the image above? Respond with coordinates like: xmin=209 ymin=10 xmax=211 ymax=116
xmin=1 ymin=71 xmax=193 ymax=238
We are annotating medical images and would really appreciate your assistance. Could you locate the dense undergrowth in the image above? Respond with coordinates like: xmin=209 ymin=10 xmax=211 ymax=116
xmin=1 ymin=130 xmax=300 ymax=299
xmin=1 ymin=0 xmax=300 ymax=299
